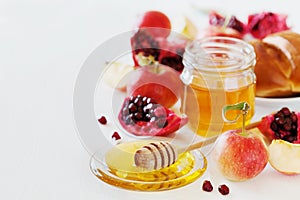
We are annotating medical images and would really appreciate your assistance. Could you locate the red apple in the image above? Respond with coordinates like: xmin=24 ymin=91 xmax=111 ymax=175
xmin=136 ymin=10 xmax=171 ymax=38
xmin=126 ymin=64 xmax=183 ymax=108
xmin=212 ymin=129 xmax=269 ymax=181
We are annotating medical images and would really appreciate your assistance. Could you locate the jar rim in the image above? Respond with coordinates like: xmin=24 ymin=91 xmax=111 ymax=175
xmin=183 ymin=36 xmax=256 ymax=73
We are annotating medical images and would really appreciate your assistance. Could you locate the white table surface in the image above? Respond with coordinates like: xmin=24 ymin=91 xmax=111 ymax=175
xmin=1 ymin=0 xmax=300 ymax=199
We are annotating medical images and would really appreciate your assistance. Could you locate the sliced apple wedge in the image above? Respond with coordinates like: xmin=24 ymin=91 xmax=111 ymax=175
xmin=103 ymin=62 xmax=134 ymax=91
xmin=181 ymin=16 xmax=198 ymax=40
xmin=269 ymin=139 xmax=300 ymax=175
xmin=170 ymin=15 xmax=198 ymax=40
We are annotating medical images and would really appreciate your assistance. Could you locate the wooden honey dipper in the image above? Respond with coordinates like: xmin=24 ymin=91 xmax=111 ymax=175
xmin=134 ymin=121 xmax=261 ymax=170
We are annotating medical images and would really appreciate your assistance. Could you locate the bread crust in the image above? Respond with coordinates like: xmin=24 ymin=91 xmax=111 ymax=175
xmin=271 ymin=31 xmax=300 ymax=94
xmin=250 ymin=31 xmax=300 ymax=97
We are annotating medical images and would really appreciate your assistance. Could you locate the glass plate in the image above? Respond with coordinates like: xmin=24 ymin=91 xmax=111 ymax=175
xmin=90 ymin=140 xmax=207 ymax=191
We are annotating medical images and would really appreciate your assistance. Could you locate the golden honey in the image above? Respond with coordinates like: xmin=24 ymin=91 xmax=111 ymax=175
xmin=182 ymin=37 xmax=256 ymax=137
xmin=185 ymin=83 xmax=255 ymax=137
xmin=92 ymin=140 xmax=207 ymax=191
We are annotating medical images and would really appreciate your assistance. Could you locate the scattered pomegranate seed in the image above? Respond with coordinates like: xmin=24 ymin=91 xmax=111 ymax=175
xmin=98 ymin=116 xmax=107 ymax=125
xmin=112 ymin=131 xmax=121 ymax=141
xmin=218 ymin=184 xmax=230 ymax=195
xmin=202 ymin=180 xmax=213 ymax=192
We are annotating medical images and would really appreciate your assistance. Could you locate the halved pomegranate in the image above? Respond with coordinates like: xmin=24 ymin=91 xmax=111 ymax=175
xmin=258 ymin=107 xmax=300 ymax=143
xmin=130 ymin=28 xmax=187 ymax=73
xmin=131 ymin=29 xmax=160 ymax=65
xmin=208 ymin=11 xmax=247 ymax=38
xmin=258 ymin=107 xmax=300 ymax=175
xmin=118 ymin=95 xmax=188 ymax=136
xmin=247 ymin=12 xmax=290 ymax=39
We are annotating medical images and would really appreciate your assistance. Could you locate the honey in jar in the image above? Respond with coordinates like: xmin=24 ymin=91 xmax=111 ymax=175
xmin=181 ymin=37 xmax=256 ymax=137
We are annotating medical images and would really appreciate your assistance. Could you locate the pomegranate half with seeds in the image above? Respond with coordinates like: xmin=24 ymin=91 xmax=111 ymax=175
xmin=131 ymin=10 xmax=188 ymax=72
xmin=247 ymin=12 xmax=290 ymax=39
xmin=118 ymin=95 xmax=188 ymax=136
xmin=258 ymin=107 xmax=300 ymax=174
xmin=130 ymin=28 xmax=188 ymax=73
xmin=204 ymin=10 xmax=291 ymax=40
xmin=207 ymin=11 xmax=247 ymax=39
xmin=258 ymin=107 xmax=300 ymax=143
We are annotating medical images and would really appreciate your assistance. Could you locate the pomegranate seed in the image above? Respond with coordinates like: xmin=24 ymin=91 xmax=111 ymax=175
xmin=98 ymin=116 xmax=107 ymax=125
xmin=112 ymin=131 xmax=121 ymax=140
xmin=202 ymin=180 xmax=213 ymax=192
xmin=269 ymin=107 xmax=299 ymax=143
xmin=218 ymin=184 xmax=229 ymax=195
xmin=281 ymin=107 xmax=291 ymax=116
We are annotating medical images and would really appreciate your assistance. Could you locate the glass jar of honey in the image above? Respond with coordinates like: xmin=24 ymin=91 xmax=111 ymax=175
xmin=181 ymin=37 xmax=256 ymax=137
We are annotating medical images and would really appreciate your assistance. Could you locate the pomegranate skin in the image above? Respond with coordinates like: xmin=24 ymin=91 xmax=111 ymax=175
xmin=118 ymin=96 xmax=188 ymax=137
xmin=257 ymin=114 xmax=275 ymax=142
xmin=258 ymin=108 xmax=300 ymax=144
xmin=208 ymin=11 xmax=247 ymax=36
xmin=130 ymin=29 xmax=188 ymax=73
xmin=248 ymin=12 xmax=290 ymax=39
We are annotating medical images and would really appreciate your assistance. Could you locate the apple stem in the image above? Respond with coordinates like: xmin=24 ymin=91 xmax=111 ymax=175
xmin=241 ymin=106 xmax=248 ymax=136
xmin=154 ymin=62 xmax=159 ymax=73
xmin=222 ymin=102 xmax=250 ymax=136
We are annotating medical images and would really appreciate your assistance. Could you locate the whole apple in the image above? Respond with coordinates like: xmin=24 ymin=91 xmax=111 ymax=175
xmin=136 ymin=10 xmax=171 ymax=38
xmin=126 ymin=64 xmax=183 ymax=108
xmin=212 ymin=129 xmax=269 ymax=181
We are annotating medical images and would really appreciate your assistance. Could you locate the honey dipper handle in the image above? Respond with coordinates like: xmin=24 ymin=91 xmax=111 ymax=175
xmin=183 ymin=121 xmax=261 ymax=152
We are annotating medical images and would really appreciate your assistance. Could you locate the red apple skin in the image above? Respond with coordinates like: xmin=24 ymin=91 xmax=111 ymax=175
xmin=213 ymin=130 xmax=269 ymax=181
xmin=137 ymin=11 xmax=171 ymax=38
xmin=126 ymin=65 xmax=183 ymax=108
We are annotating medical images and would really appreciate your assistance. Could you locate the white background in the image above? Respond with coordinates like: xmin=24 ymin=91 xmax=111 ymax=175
xmin=1 ymin=0 xmax=300 ymax=199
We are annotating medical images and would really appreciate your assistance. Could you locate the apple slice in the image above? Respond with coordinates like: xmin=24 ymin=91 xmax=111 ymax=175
xmin=268 ymin=139 xmax=300 ymax=175
xmin=103 ymin=62 xmax=134 ymax=91
xmin=179 ymin=16 xmax=198 ymax=40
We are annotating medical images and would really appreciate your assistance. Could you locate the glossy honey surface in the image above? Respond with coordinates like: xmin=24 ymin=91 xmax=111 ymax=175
xmin=91 ymin=140 xmax=207 ymax=191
